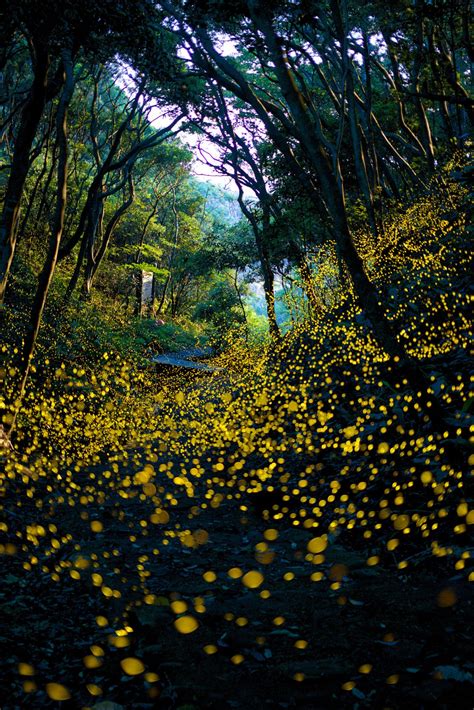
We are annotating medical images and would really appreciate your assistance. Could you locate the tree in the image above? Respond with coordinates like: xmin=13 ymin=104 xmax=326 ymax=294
xmin=0 ymin=0 xmax=184 ymax=303
xmin=159 ymin=0 xmax=471 ymax=428
xmin=0 ymin=0 xmax=187 ymax=432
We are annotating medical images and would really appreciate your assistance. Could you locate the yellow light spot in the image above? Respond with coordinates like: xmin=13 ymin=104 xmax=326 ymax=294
xmin=170 ymin=600 xmax=187 ymax=614
xmin=343 ymin=426 xmax=358 ymax=438
xmin=294 ymin=640 xmax=308 ymax=649
xmin=307 ymin=536 xmax=327 ymax=554
xmin=174 ymin=615 xmax=199 ymax=634
xmin=256 ymin=550 xmax=275 ymax=564
xmin=46 ymin=683 xmax=71 ymax=700
xmin=18 ymin=663 xmax=35 ymax=676
xmin=367 ymin=555 xmax=379 ymax=566
xmin=393 ymin=515 xmax=410 ymax=531
xmin=264 ymin=528 xmax=278 ymax=541
xmin=342 ymin=681 xmax=355 ymax=690
xmin=83 ymin=655 xmax=102 ymax=669
xmin=120 ymin=657 xmax=145 ymax=676
xmin=145 ymin=672 xmax=160 ymax=682
xmin=242 ymin=570 xmax=264 ymax=588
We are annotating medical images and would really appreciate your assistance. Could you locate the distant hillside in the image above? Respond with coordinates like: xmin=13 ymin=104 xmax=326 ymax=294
xmin=191 ymin=178 xmax=242 ymax=226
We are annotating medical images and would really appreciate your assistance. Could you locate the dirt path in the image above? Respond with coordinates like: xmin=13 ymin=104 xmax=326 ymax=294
xmin=152 ymin=347 xmax=221 ymax=372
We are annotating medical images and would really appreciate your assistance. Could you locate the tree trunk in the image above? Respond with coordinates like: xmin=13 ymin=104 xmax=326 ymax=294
xmin=8 ymin=50 xmax=75 ymax=435
xmin=17 ymin=106 xmax=55 ymax=244
xmin=333 ymin=0 xmax=379 ymax=238
xmin=156 ymin=273 xmax=171 ymax=316
xmin=233 ymin=268 xmax=249 ymax=340
xmin=156 ymin=189 xmax=179 ymax=317
xmin=88 ymin=174 xmax=135 ymax=292
xmin=64 ymin=190 xmax=102 ymax=300
xmin=246 ymin=3 xmax=453 ymax=433
xmin=412 ymin=0 xmax=436 ymax=172
xmin=237 ymin=192 xmax=279 ymax=340
xmin=0 ymin=45 xmax=51 ymax=303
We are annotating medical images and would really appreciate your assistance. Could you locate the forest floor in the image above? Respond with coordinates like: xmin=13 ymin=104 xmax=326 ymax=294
xmin=1 ymin=346 xmax=473 ymax=710
xmin=1 ymin=502 xmax=473 ymax=710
